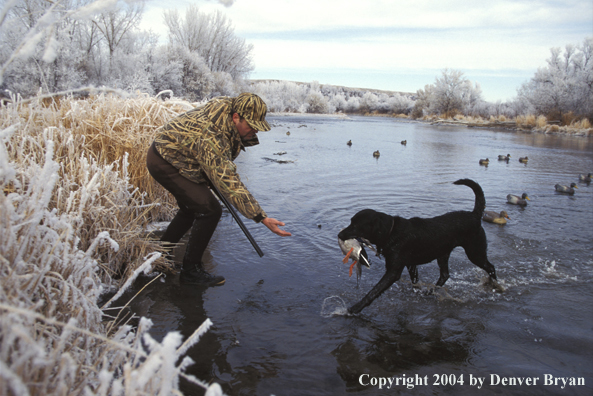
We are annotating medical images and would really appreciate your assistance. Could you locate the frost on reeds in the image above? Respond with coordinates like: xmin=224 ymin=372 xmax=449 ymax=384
xmin=0 ymin=93 xmax=224 ymax=395
xmin=515 ymin=114 xmax=592 ymax=136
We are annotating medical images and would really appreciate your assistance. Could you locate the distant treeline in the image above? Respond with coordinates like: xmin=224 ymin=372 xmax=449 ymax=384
xmin=249 ymin=36 xmax=592 ymax=125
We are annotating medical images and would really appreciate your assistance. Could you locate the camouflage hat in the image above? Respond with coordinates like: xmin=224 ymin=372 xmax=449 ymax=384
xmin=232 ymin=93 xmax=271 ymax=131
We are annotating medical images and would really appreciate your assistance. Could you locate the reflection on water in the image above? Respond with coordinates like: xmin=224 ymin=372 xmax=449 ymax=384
xmin=126 ymin=116 xmax=593 ymax=395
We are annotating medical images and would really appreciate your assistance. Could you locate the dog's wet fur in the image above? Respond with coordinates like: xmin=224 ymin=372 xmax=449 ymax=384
xmin=338 ymin=179 xmax=497 ymax=314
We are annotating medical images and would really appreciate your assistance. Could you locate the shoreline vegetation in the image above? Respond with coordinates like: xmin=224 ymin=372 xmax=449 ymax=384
xmin=0 ymin=93 xmax=223 ymax=396
xmin=0 ymin=90 xmax=591 ymax=395
xmin=269 ymin=111 xmax=592 ymax=136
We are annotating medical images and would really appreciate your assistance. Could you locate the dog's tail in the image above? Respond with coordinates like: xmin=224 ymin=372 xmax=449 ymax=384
xmin=453 ymin=179 xmax=486 ymax=217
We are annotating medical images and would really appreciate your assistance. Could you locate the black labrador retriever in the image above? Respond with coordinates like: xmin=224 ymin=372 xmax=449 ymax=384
xmin=338 ymin=179 xmax=497 ymax=314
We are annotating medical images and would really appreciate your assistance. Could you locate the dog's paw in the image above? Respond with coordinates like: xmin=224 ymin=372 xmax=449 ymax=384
xmin=482 ymin=276 xmax=505 ymax=293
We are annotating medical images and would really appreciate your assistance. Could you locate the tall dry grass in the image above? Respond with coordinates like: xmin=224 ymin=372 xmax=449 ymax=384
xmin=0 ymin=92 xmax=224 ymax=395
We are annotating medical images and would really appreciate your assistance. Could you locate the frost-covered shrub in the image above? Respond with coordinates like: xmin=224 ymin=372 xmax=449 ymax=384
xmin=306 ymin=91 xmax=329 ymax=114
xmin=0 ymin=96 xmax=225 ymax=395
xmin=517 ymin=37 xmax=593 ymax=121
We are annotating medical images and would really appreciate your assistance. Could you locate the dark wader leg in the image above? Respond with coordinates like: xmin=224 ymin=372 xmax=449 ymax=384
xmin=147 ymin=142 xmax=225 ymax=286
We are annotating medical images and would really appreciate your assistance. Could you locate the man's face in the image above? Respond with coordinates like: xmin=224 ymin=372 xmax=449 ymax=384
xmin=233 ymin=113 xmax=257 ymax=141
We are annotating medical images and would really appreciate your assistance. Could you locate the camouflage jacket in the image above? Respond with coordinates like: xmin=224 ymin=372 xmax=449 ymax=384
xmin=154 ymin=97 xmax=267 ymax=222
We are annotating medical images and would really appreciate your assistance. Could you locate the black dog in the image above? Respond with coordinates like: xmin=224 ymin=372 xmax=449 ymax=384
xmin=338 ymin=179 xmax=497 ymax=314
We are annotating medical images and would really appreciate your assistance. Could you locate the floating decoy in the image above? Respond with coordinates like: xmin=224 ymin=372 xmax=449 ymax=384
xmin=401 ymin=140 xmax=407 ymax=145
xmin=347 ymin=140 xmax=352 ymax=146
xmin=479 ymin=158 xmax=489 ymax=165
xmin=507 ymin=193 xmax=530 ymax=205
xmin=519 ymin=156 xmax=528 ymax=163
xmin=338 ymin=236 xmax=371 ymax=278
xmin=482 ymin=210 xmax=510 ymax=225
xmin=555 ymin=183 xmax=578 ymax=195
xmin=373 ymin=150 xmax=380 ymax=157
xmin=498 ymin=154 xmax=511 ymax=161
xmin=578 ymin=173 xmax=592 ymax=182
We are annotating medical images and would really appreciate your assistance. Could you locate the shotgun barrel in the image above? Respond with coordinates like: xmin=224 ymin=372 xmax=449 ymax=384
xmin=208 ymin=181 xmax=264 ymax=258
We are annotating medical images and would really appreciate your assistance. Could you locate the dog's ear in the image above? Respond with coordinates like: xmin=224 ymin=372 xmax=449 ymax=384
xmin=371 ymin=212 xmax=393 ymax=244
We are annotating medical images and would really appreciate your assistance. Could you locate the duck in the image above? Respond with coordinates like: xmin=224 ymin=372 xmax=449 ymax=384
xmin=498 ymin=154 xmax=511 ymax=161
xmin=338 ymin=236 xmax=371 ymax=278
xmin=507 ymin=193 xmax=530 ymax=205
xmin=482 ymin=210 xmax=510 ymax=225
xmin=286 ymin=131 xmax=290 ymax=136
xmin=519 ymin=156 xmax=528 ymax=163
xmin=555 ymin=183 xmax=578 ymax=195
xmin=373 ymin=150 xmax=380 ymax=157
xmin=401 ymin=140 xmax=407 ymax=145
xmin=347 ymin=140 xmax=352 ymax=146
xmin=578 ymin=173 xmax=592 ymax=182
xmin=479 ymin=158 xmax=489 ymax=165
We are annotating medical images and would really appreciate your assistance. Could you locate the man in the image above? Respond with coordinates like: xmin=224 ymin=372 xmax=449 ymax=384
xmin=147 ymin=93 xmax=291 ymax=286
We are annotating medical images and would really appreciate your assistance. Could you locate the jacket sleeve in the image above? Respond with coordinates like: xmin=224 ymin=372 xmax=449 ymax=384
xmin=196 ymin=128 xmax=267 ymax=222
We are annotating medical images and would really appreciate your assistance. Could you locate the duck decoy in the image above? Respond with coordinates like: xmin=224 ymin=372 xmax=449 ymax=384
xmin=578 ymin=173 xmax=592 ymax=182
xmin=519 ymin=156 xmax=528 ymax=163
xmin=498 ymin=154 xmax=511 ymax=161
xmin=347 ymin=140 xmax=352 ymax=146
xmin=507 ymin=193 xmax=530 ymax=205
xmin=482 ymin=210 xmax=510 ymax=225
xmin=401 ymin=140 xmax=407 ymax=145
xmin=479 ymin=158 xmax=489 ymax=165
xmin=338 ymin=236 xmax=371 ymax=279
xmin=373 ymin=150 xmax=380 ymax=157
xmin=555 ymin=183 xmax=578 ymax=195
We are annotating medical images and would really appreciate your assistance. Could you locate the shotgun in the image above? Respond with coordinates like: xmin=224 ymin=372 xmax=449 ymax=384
xmin=208 ymin=181 xmax=264 ymax=257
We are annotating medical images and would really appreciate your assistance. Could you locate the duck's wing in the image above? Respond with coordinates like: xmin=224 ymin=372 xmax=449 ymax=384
xmin=358 ymin=245 xmax=371 ymax=268
xmin=357 ymin=237 xmax=377 ymax=253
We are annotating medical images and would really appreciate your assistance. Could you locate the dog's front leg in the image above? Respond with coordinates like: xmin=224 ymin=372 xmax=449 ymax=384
xmin=435 ymin=253 xmax=451 ymax=286
xmin=407 ymin=265 xmax=418 ymax=284
xmin=348 ymin=264 xmax=404 ymax=314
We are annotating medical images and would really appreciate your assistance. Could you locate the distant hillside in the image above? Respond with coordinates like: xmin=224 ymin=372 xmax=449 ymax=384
xmin=247 ymin=79 xmax=415 ymax=98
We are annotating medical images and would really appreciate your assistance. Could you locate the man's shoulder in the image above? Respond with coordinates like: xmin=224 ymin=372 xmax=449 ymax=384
xmin=203 ymin=96 xmax=233 ymax=124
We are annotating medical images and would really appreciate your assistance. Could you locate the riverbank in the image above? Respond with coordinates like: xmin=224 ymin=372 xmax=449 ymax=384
xmin=272 ymin=110 xmax=593 ymax=136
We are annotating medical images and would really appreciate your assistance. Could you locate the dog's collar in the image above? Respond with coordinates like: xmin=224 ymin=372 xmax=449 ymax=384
xmin=377 ymin=218 xmax=395 ymax=257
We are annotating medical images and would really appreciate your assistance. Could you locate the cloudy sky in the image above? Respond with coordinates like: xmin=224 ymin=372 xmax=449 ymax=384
xmin=139 ymin=0 xmax=592 ymax=102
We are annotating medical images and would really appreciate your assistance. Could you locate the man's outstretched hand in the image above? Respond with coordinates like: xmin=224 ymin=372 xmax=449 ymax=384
xmin=262 ymin=217 xmax=292 ymax=237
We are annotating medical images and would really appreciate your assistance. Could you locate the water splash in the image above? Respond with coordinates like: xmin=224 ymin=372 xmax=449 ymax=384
xmin=321 ymin=296 xmax=348 ymax=317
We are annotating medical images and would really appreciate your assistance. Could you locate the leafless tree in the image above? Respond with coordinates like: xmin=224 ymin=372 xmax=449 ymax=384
xmin=163 ymin=6 xmax=253 ymax=80
xmin=93 ymin=0 xmax=145 ymax=63
xmin=518 ymin=37 xmax=593 ymax=121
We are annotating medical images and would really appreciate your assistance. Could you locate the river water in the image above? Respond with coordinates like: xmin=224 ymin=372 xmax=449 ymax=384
xmin=130 ymin=115 xmax=593 ymax=395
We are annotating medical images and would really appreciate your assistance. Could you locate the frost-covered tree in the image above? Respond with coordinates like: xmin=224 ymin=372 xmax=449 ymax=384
xmin=0 ymin=0 xmax=91 ymax=95
xmin=93 ymin=0 xmax=145 ymax=61
xmin=166 ymin=44 xmax=214 ymax=100
xmin=359 ymin=92 xmax=379 ymax=113
xmin=105 ymin=30 xmax=156 ymax=93
xmin=211 ymin=71 xmax=241 ymax=97
xmin=249 ymin=80 xmax=309 ymax=112
xmin=412 ymin=69 xmax=483 ymax=117
xmin=329 ymin=92 xmax=347 ymax=112
xmin=518 ymin=37 xmax=593 ymax=121
xmin=164 ymin=5 xmax=253 ymax=80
